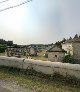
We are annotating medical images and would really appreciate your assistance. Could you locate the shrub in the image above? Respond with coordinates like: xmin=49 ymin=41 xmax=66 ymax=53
xmin=0 ymin=47 xmax=6 ymax=53
xmin=63 ymin=54 xmax=74 ymax=64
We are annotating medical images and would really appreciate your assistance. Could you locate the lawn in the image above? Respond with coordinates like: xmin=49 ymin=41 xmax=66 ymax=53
xmin=0 ymin=66 xmax=80 ymax=92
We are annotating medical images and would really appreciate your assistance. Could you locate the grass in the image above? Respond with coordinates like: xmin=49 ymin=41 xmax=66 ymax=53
xmin=31 ymin=50 xmax=48 ymax=61
xmin=0 ymin=66 xmax=80 ymax=92
xmin=31 ymin=56 xmax=48 ymax=61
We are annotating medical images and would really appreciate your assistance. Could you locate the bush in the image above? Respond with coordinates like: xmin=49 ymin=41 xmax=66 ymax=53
xmin=0 ymin=47 xmax=6 ymax=53
xmin=63 ymin=54 xmax=74 ymax=64
xmin=0 ymin=44 xmax=6 ymax=53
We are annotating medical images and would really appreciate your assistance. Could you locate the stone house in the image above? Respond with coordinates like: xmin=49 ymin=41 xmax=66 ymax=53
xmin=47 ymin=45 xmax=66 ymax=62
xmin=27 ymin=46 xmax=37 ymax=56
xmin=62 ymin=38 xmax=80 ymax=63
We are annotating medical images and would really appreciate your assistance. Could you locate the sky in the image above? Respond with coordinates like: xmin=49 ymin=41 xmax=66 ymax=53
xmin=0 ymin=0 xmax=80 ymax=45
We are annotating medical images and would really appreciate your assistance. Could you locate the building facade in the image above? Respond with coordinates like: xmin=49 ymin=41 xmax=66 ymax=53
xmin=29 ymin=47 xmax=37 ymax=56
xmin=62 ymin=38 xmax=80 ymax=63
xmin=47 ymin=45 xmax=66 ymax=62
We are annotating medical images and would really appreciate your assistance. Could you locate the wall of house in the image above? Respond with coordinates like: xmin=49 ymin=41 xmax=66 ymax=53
xmin=30 ymin=48 xmax=36 ymax=55
xmin=73 ymin=43 xmax=80 ymax=59
xmin=48 ymin=52 xmax=65 ymax=62
xmin=62 ymin=43 xmax=73 ymax=55
xmin=0 ymin=56 xmax=80 ymax=79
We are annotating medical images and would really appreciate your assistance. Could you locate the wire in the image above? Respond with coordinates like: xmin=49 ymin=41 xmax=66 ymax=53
xmin=0 ymin=0 xmax=9 ymax=4
xmin=0 ymin=0 xmax=32 ymax=12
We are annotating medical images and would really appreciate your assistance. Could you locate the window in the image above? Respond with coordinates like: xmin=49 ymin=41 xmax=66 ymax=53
xmin=55 ymin=55 xmax=57 ymax=57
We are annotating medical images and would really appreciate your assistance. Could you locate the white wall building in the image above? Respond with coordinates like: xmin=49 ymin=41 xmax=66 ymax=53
xmin=62 ymin=38 xmax=80 ymax=63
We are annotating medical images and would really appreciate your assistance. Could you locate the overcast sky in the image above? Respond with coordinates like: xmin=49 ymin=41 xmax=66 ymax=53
xmin=0 ymin=0 xmax=80 ymax=45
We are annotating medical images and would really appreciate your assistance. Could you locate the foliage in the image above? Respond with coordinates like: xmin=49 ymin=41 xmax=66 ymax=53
xmin=69 ymin=37 xmax=72 ymax=40
xmin=63 ymin=54 xmax=74 ymax=63
xmin=0 ymin=48 xmax=5 ymax=53
xmin=74 ymin=34 xmax=78 ymax=38
xmin=13 ymin=44 xmax=19 ymax=48
xmin=0 ymin=44 xmax=6 ymax=53
xmin=55 ymin=38 xmax=66 ymax=48
xmin=55 ymin=41 xmax=62 ymax=48
xmin=7 ymin=41 xmax=13 ymax=46
xmin=0 ymin=39 xmax=13 ymax=46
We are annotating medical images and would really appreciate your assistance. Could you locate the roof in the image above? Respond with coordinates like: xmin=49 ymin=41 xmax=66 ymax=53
xmin=28 ymin=46 xmax=37 ymax=51
xmin=47 ymin=45 xmax=66 ymax=52
xmin=64 ymin=38 xmax=80 ymax=44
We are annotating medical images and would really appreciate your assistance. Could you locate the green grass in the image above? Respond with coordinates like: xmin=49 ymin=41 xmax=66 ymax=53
xmin=0 ymin=66 xmax=80 ymax=92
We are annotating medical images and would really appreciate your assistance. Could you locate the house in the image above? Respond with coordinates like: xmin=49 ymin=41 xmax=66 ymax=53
xmin=6 ymin=46 xmax=27 ymax=57
xmin=28 ymin=44 xmax=54 ymax=51
xmin=47 ymin=45 xmax=66 ymax=62
xmin=29 ymin=44 xmax=45 ymax=51
xmin=28 ymin=46 xmax=37 ymax=56
xmin=45 ymin=44 xmax=54 ymax=50
xmin=62 ymin=37 xmax=80 ymax=62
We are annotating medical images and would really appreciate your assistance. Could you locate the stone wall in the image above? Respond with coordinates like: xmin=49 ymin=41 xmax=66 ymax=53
xmin=0 ymin=56 xmax=80 ymax=79
xmin=73 ymin=43 xmax=80 ymax=59
xmin=48 ymin=52 xmax=65 ymax=62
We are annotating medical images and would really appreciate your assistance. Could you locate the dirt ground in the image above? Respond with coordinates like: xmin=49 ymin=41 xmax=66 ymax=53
xmin=0 ymin=80 xmax=32 ymax=92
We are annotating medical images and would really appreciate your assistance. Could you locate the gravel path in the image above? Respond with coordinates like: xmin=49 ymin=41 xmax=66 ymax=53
xmin=0 ymin=80 xmax=32 ymax=92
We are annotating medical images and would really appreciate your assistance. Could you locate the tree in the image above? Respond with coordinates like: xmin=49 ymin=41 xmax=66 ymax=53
xmin=55 ymin=38 xmax=66 ymax=48
xmin=55 ymin=41 xmax=62 ymax=48
xmin=69 ymin=37 xmax=72 ymax=40
xmin=7 ymin=41 xmax=13 ymax=46
xmin=62 ymin=38 xmax=66 ymax=42
xmin=74 ymin=34 xmax=78 ymax=39
xmin=0 ymin=44 xmax=6 ymax=53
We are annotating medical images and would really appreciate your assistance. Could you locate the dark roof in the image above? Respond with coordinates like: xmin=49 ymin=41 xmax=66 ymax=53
xmin=47 ymin=45 xmax=66 ymax=52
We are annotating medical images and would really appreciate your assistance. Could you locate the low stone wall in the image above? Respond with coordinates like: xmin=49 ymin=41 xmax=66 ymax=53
xmin=0 ymin=56 xmax=80 ymax=79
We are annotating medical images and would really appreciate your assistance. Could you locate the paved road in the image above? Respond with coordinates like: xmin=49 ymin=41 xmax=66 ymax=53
xmin=0 ymin=86 xmax=11 ymax=92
